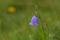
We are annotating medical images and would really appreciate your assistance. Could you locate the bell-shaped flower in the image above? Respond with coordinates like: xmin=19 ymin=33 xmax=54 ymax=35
xmin=29 ymin=15 xmax=38 ymax=26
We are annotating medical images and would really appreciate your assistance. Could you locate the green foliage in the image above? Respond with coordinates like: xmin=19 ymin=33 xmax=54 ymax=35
xmin=0 ymin=0 xmax=60 ymax=40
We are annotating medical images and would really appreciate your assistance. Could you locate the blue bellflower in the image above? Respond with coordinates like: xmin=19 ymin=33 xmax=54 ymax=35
xmin=29 ymin=15 xmax=38 ymax=26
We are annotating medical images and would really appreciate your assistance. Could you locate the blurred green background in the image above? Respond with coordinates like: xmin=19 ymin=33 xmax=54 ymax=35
xmin=0 ymin=0 xmax=60 ymax=40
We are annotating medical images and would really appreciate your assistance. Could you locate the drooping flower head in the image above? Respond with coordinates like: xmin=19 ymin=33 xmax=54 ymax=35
xmin=29 ymin=15 xmax=38 ymax=26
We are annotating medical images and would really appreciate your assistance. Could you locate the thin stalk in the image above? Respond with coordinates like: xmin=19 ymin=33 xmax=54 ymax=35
xmin=33 ymin=0 xmax=46 ymax=40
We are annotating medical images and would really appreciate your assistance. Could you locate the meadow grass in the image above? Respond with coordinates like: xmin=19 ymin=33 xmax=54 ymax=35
xmin=0 ymin=0 xmax=60 ymax=40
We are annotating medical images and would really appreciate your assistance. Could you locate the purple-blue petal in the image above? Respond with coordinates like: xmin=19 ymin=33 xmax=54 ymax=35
xmin=29 ymin=16 xmax=38 ymax=26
